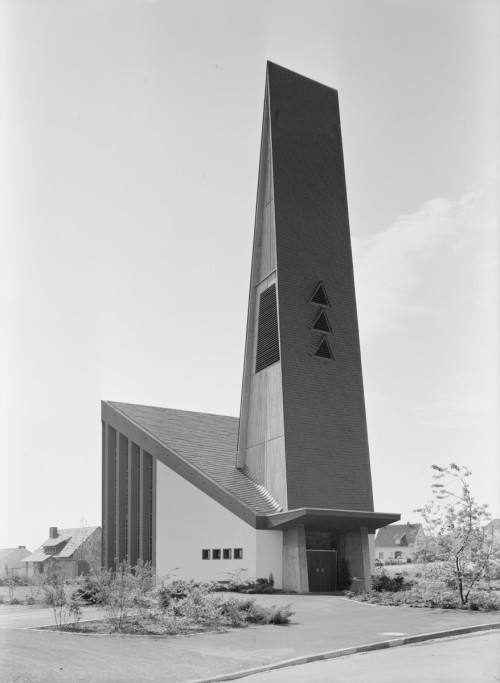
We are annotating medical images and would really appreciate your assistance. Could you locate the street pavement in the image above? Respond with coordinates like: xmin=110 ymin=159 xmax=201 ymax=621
xmin=1 ymin=595 xmax=499 ymax=682
xmin=240 ymin=631 xmax=500 ymax=682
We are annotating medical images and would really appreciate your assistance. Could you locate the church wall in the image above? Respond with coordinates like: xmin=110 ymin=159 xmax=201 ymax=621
xmin=155 ymin=460 xmax=283 ymax=587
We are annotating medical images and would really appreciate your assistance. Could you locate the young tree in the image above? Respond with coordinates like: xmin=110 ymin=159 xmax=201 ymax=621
xmin=42 ymin=563 xmax=82 ymax=628
xmin=416 ymin=463 xmax=498 ymax=606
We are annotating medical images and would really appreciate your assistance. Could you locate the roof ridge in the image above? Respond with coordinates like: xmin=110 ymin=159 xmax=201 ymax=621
xmin=108 ymin=401 xmax=238 ymax=421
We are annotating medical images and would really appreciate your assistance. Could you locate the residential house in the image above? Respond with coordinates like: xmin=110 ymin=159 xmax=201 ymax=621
xmin=23 ymin=526 xmax=101 ymax=579
xmin=485 ymin=519 xmax=500 ymax=540
xmin=375 ymin=523 xmax=426 ymax=564
xmin=0 ymin=547 xmax=31 ymax=576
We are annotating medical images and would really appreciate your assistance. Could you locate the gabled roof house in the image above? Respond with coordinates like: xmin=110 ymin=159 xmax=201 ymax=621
xmin=375 ymin=523 xmax=425 ymax=563
xmin=102 ymin=63 xmax=400 ymax=593
xmin=23 ymin=526 xmax=101 ymax=578
xmin=0 ymin=547 xmax=31 ymax=576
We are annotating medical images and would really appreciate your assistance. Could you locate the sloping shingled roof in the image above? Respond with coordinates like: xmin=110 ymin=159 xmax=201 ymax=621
xmin=23 ymin=527 xmax=99 ymax=563
xmin=109 ymin=402 xmax=281 ymax=515
xmin=375 ymin=523 xmax=422 ymax=548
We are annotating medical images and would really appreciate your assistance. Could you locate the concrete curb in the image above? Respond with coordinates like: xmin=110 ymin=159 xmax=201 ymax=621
xmin=192 ymin=622 xmax=500 ymax=682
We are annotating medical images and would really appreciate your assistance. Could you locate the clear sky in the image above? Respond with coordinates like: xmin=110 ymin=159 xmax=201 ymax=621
xmin=1 ymin=0 xmax=498 ymax=552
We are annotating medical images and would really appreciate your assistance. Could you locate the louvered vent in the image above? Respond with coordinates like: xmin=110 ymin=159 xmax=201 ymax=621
xmin=314 ymin=337 xmax=334 ymax=360
xmin=310 ymin=282 xmax=330 ymax=306
xmin=255 ymin=284 xmax=280 ymax=373
xmin=312 ymin=310 xmax=332 ymax=333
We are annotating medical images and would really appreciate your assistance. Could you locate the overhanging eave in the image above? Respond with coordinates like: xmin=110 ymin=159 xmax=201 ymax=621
xmin=266 ymin=508 xmax=400 ymax=534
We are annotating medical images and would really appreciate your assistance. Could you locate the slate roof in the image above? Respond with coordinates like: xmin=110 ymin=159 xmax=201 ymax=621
xmin=0 ymin=548 xmax=18 ymax=560
xmin=0 ymin=548 xmax=31 ymax=563
xmin=23 ymin=527 xmax=100 ymax=563
xmin=109 ymin=402 xmax=282 ymax=515
xmin=375 ymin=523 xmax=423 ymax=548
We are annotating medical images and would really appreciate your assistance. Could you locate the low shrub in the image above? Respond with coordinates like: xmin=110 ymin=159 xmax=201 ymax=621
xmin=75 ymin=575 xmax=103 ymax=605
xmin=346 ymin=585 xmax=500 ymax=611
xmin=216 ymin=571 xmax=276 ymax=594
xmin=371 ymin=569 xmax=412 ymax=592
xmin=0 ymin=573 xmax=29 ymax=587
xmin=266 ymin=604 xmax=294 ymax=625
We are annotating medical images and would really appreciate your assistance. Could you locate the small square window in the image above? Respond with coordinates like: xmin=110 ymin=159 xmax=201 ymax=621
xmin=234 ymin=548 xmax=243 ymax=560
xmin=212 ymin=549 xmax=221 ymax=560
xmin=223 ymin=548 xmax=232 ymax=560
xmin=202 ymin=549 xmax=210 ymax=560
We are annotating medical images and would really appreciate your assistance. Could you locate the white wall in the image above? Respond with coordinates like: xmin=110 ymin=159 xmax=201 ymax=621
xmin=256 ymin=529 xmax=282 ymax=585
xmin=376 ymin=546 xmax=411 ymax=561
xmin=156 ymin=460 xmax=283 ymax=587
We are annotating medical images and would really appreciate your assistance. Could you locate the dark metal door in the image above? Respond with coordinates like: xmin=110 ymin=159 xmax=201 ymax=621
xmin=307 ymin=550 xmax=337 ymax=592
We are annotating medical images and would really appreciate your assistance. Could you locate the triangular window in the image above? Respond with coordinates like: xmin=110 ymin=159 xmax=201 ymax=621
xmin=312 ymin=310 xmax=332 ymax=333
xmin=310 ymin=282 xmax=330 ymax=307
xmin=314 ymin=337 xmax=334 ymax=360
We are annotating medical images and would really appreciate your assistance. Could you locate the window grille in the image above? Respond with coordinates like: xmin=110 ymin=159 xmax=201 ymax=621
xmin=255 ymin=284 xmax=280 ymax=372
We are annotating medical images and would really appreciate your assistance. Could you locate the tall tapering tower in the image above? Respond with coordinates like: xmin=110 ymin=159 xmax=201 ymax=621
xmin=102 ymin=63 xmax=399 ymax=594
xmin=238 ymin=62 xmax=374 ymax=515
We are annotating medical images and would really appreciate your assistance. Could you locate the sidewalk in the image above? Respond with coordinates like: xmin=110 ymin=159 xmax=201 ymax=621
xmin=1 ymin=594 xmax=499 ymax=682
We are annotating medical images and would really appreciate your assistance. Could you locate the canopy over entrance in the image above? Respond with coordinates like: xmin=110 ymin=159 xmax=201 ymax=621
xmin=266 ymin=508 xmax=400 ymax=534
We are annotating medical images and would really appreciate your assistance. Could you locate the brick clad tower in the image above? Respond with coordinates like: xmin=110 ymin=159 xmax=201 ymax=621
xmin=237 ymin=62 xmax=374 ymax=514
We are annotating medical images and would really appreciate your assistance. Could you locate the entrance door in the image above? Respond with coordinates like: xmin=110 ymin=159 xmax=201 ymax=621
xmin=307 ymin=550 xmax=337 ymax=592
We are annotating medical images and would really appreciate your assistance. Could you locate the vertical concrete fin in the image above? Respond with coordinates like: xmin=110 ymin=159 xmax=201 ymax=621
xmin=237 ymin=67 xmax=287 ymax=510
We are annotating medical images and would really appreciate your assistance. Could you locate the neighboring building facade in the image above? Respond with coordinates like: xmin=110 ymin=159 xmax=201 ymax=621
xmin=102 ymin=63 xmax=399 ymax=592
xmin=23 ymin=526 xmax=101 ymax=579
xmin=0 ymin=547 xmax=31 ymax=576
xmin=484 ymin=519 xmax=500 ymax=540
xmin=375 ymin=523 xmax=426 ymax=563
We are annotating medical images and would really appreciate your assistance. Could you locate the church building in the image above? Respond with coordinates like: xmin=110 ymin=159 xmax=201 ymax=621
xmin=101 ymin=63 xmax=399 ymax=592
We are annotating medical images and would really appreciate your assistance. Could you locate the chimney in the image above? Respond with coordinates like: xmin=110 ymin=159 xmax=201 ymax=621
xmin=49 ymin=526 xmax=58 ymax=539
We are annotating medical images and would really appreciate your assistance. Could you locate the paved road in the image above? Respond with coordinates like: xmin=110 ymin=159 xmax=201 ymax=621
xmin=0 ymin=605 xmax=108 ymax=630
xmin=1 ymin=596 xmax=499 ymax=682
xmin=241 ymin=631 xmax=500 ymax=683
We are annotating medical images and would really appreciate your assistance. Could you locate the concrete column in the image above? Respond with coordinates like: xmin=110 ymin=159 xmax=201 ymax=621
xmin=127 ymin=442 xmax=139 ymax=567
xmin=339 ymin=526 xmax=371 ymax=592
xmin=140 ymin=450 xmax=153 ymax=563
xmin=282 ymin=524 xmax=309 ymax=593
xmin=103 ymin=424 xmax=116 ymax=569
xmin=116 ymin=433 xmax=128 ymax=564
xmin=152 ymin=455 xmax=157 ymax=570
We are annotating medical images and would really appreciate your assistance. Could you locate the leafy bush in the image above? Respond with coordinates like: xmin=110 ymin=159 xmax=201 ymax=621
xmin=219 ymin=571 xmax=276 ymax=594
xmin=220 ymin=597 xmax=293 ymax=625
xmin=371 ymin=569 xmax=412 ymax=592
xmin=75 ymin=575 xmax=103 ymax=605
xmin=266 ymin=604 xmax=294 ymax=624
xmin=0 ymin=572 xmax=29 ymax=587
xmin=338 ymin=559 xmax=352 ymax=591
